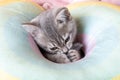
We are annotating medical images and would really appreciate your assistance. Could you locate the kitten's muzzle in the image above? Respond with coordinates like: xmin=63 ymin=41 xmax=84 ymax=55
xmin=63 ymin=47 xmax=69 ymax=54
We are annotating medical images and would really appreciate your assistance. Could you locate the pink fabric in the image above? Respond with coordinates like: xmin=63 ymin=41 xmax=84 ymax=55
xmin=32 ymin=0 xmax=69 ymax=9
xmin=28 ymin=34 xmax=44 ymax=57
xmin=32 ymin=0 xmax=100 ymax=9
xmin=32 ymin=0 xmax=120 ymax=9
xmin=102 ymin=0 xmax=120 ymax=6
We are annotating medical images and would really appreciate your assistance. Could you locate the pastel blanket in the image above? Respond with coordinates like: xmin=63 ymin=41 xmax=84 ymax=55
xmin=0 ymin=0 xmax=120 ymax=80
xmin=32 ymin=0 xmax=120 ymax=9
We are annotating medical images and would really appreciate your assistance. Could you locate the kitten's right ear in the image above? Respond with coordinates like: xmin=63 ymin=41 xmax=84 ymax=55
xmin=22 ymin=22 xmax=40 ymax=36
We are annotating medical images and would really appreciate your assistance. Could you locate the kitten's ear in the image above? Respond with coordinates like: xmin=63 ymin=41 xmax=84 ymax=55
xmin=56 ymin=7 xmax=72 ymax=20
xmin=22 ymin=22 xmax=40 ymax=36
xmin=22 ymin=16 xmax=41 ymax=35
xmin=22 ymin=23 xmax=38 ymax=33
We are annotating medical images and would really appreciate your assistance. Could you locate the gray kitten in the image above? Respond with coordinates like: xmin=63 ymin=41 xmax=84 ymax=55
xmin=22 ymin=7 xmax=83 ymax=63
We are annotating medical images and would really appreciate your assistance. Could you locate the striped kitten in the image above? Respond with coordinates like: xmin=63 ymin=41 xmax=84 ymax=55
xmin=22 ymin=7 xmax=83 ymax=63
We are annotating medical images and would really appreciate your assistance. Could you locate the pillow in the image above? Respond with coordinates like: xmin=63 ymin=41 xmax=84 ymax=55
xmin=0 ymin=0 xmax=120 ymax=80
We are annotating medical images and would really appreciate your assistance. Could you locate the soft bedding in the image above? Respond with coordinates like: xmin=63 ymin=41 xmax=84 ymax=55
xmin=0 ymin=0 xmax=120 ymax=80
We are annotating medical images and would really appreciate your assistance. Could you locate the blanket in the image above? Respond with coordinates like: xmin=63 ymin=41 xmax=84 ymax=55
xmin=32 ymin=0 xmax=120 ymax=9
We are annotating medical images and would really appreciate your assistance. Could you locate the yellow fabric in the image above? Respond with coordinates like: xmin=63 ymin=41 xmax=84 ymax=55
xmin=0 ymin=0 xmax=27 ymax=6
xmin=67 ymin=1 xmax=120 ymax=11
xmin=0 ymin=70 xmax=19 ymax=80
xmin=112 ymin=75 xmax=120 ymax=80
xmin=0 ymin=0 xmax=43 ymax=11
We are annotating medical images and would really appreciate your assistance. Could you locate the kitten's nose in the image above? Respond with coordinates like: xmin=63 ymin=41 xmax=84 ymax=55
xmin=63 ymin=47 xmax=68 ymax=54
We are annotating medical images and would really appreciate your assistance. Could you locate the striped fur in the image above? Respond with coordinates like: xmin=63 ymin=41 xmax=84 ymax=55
xmin=22 ymin=7 xmax=82 ymax=63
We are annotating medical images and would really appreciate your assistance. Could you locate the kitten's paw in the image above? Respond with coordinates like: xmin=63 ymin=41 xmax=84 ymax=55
xmin=55 ymin=53 xmax=71 ymax=63
xmin=45 ymin=53 xmax=70 ymax=63
xmin=67 ymin=50 xmax=81 ymax=62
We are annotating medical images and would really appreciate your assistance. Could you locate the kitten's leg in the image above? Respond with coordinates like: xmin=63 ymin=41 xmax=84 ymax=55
xmin=66 ymin=43 xmax=83 ymax=62
xmin=72 ymin=43 xmax=83 ymax=51
xmin=45 ymin=53 xmax=70 ymax=63
xmin=67 ymin=50 xmax=81 ymax=62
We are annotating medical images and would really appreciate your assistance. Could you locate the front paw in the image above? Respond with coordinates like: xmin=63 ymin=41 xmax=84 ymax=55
xmin=45 ymin=53 xmax=70 ymax=63
xmin=67 ymin=50 xmax=81 ymax=62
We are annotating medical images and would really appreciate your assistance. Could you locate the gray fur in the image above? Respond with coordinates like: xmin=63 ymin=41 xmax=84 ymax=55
xmin=22 ymin=7 xmax=82 ymax=63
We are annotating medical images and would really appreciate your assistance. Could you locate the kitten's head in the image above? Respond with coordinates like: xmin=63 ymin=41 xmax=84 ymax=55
xmin=22 ymin=7 xmax=77 ymax=54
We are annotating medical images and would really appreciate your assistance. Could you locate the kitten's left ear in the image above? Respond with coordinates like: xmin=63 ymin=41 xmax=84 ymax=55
xmin=62 ymin=8 xmax=71 ymax=19
xmin=56 ymin=7 xmax=72 ymax=21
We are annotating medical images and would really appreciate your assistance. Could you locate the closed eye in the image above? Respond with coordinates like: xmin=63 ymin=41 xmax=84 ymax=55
xmin=50 ymin=47 xmax=58 ymax=50
xmin=57 ymin=20 xmax=64 ymax=24
xmin=65 ymin=36 xmax=70 ymax=43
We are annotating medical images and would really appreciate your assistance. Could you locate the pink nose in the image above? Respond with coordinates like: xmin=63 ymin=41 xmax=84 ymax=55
xmin=62 ymin=47 xmax=68 ymax=54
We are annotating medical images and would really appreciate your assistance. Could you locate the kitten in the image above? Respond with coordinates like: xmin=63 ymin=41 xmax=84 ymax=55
xmin=22 ymin=7 xmax=83 ymax=63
